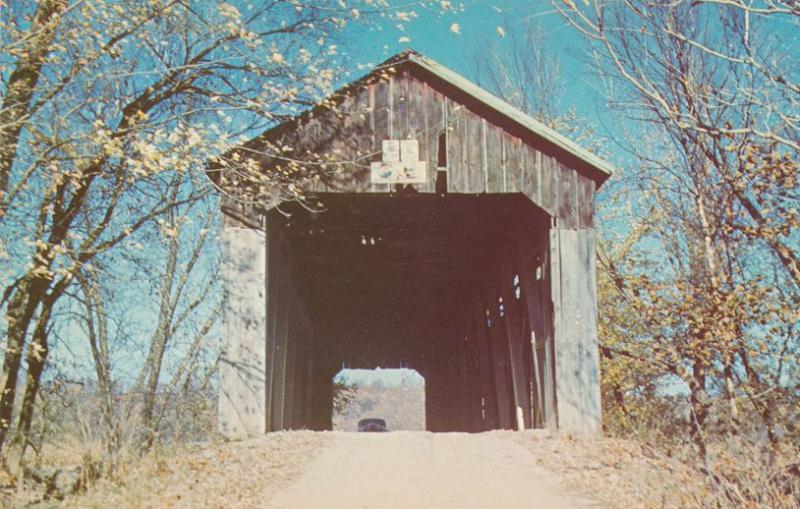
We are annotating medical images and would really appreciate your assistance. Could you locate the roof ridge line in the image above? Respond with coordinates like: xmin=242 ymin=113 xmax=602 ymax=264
xmin=399 ymin=51 xmax=615 ymax=179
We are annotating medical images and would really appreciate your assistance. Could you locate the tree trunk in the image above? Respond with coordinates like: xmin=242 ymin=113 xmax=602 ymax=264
xmin=0 ymin=275 xmax=50 ymax=453
xmin=138 ymin=231 xmax=180 ymax=447
xmin=77 ymin=271 xmax=120 ymax=462
xmin=737 ymin=347 xmax=779 ymax=451
xmin=11 ymin=299 xmax=54 ymax=455
xmin=688 ymin=359 xmax=709 ymax=459
xmin=723 ymin=360 xmax=738 ymax=432
xmin=0 ymin=0 xmax=68 ymax=210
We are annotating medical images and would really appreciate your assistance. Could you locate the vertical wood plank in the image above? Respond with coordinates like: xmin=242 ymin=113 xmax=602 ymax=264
xmin=541 ymin=228 xmax=554 ymax=427
xmin=577 ymin=175 xmax=592 ymax=228
xmin=264 ymin=216 xmax=280 ymax=431
xmin=554 ymin=229 xmax=594 ymax=435
xmin=534 ymin=150 xmax=543 ymax=207
xmin=484 ymin=278 xmax=515 ymax=430
xmin=530 ymin=328 xmax=545 ymax=428
xmin=472 ymin=296 xmax=496 ymax=430
xmin=537 ymin=153 xmax=550 ymax=214
xmin=482 ymin=118 xmax=489 ymax=192
xmin=369 ymin=83 xmax=376 ymax=154
xmin=270 ymin=241 xmax=291 ymax=431
xmin=219 ymin=225 xmax=267 ymax=438
xmin=549 ymin=227 xmax=562 ymax=431
xmin=501 ymin=135 xmax=507 ymax=192
xmin=421 ymin=82 xmax=435 ymax=192
xmin=466 ymin=109 xmax=482 ymax=192
xmin=486 ymin=124 xmax=503 ymax=192
xmin=282 ymin=300 xmax=297 ymax=429
xmin=516 ymin=144 xmax=529 ymax=199
xmin=404 ymin=78 xmax=427 ymax=191
xmin=582 ymin=229 xmax=602 ymax=434
xmin=557 ymin=165 xmax=579 ymax=229
xmin=387 ymin=76 xmax=395 ymax=140
xmin=437 ymin=92 xmax=449 ymax=192
xmin=501 ymin=260 xmax=532 ymax=429
xmin=409 ymin=73 xmax=419 ymax=142
xmin=455 ymin=276 xmax=483 ymax=432
xmin=457 ymin=103 xmax=471 ymax=193
xmin=371 ymin=80 xmax=388 ymax=149
xmin=395 ymin=72 xmax=409 ymax=138
xmin=506 ymin=136 xmax=521 ymax=193
xmin=519 ymin=245 xmax=548 ymax=428
xmin=571 ymin=168 xmax=580 ymax=229
xmin=515 ymin=139 xmax=529 ymax=194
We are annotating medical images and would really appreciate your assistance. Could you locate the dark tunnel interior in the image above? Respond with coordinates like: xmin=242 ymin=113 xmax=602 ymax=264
xmin=264 ymin=192 xmax=554 ymax=432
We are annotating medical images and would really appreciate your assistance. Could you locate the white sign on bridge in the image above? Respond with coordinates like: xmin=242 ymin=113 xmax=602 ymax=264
xmin=371 ymin=139 xmax=427 ymax=184
xmin=370 ymin=161 xmax=427 ymax=184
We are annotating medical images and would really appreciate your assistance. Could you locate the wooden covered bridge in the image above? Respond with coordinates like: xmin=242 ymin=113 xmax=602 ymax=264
xmin=213 ymin=50 xmax=612 ymax=438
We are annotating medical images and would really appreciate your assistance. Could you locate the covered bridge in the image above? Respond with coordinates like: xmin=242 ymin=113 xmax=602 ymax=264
xmin=213 ymin=50 xmax=613 ymax=438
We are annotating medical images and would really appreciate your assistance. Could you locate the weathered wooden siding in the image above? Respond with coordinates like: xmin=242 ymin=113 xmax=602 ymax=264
xmin=217 ymin=57 xmax=605 ymax=438
xmin=256 ymin=68 xmax=595 ymax=228
xmin=219 ymin=225 xmax=267 ymax=438
xmin=218 ymin=192 xmax=602 ymax=437
xmin=551 ymin=228 xmax=602 ymax=436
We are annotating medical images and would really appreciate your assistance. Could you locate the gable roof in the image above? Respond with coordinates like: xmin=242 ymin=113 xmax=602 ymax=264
xmin=233 ymin=49 xmax=614 ymax=186
xmin=393 ymin=50 xmax=614 ymax=181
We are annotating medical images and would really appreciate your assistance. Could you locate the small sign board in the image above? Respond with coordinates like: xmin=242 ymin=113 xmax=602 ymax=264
xmin=400 ymin=140 xmax=419 ymax=162
xmin=372 ymin=138 xmax=426 ymax=185
xmin=370 ymin=161 xmax=427 ymax=184
xmin=382 ymin=140 xmax=400 ymax=162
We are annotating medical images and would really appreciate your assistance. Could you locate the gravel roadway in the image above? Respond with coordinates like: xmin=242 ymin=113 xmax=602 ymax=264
xmin=267 ymin=431 xmax=587 ymax=509
xmin=59 ymin=430 xmax=591 ymax=508
xmin=57 ymin=429 xmax=717 ymax=509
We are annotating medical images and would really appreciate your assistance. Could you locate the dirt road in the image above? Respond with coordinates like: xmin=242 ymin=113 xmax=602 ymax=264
xmin=61 ymin=430 xmax=690 ymax=508
xmin=267 ymin=431 xmax=588 ymax=509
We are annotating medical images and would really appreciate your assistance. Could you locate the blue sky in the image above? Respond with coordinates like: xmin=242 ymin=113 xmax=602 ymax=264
xmin=47 ymin=1 xmax=622 ymax=384
xmin=322 ymin=0 xmax=614 ymax=150
xmin=4 ymin=0 xmax=795 ymax=412
xmin=340 ymin=0 xmax=615 ymax=159
xmin=335 ymin=0 xmax=632 ymax=212
xmin=10 ymin=0 xmax=613 ymax=387
xmin=324 ymin=1 xmax=619 ymax=380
